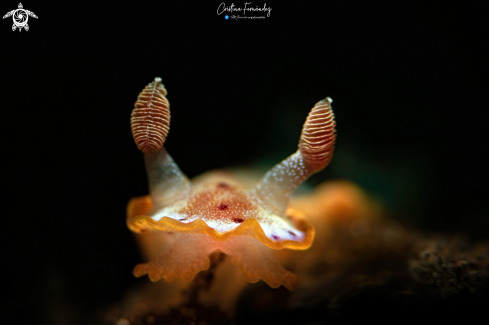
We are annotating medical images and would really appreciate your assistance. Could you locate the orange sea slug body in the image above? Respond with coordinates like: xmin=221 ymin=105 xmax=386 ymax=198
xmin=127 ymin=77 xmax=336 ymax=290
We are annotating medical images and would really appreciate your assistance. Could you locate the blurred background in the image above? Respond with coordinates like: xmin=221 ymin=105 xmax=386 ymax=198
xmin=1 ymin=1 xmax=488 ymax=323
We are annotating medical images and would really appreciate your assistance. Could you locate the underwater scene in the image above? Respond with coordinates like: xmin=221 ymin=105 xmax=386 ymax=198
xmin=2 ymin=2 xmax=488 ymax=324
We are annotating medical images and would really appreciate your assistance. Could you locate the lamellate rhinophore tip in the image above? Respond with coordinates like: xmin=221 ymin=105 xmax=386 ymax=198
xmin=131 ymin=77 xmax=170 ymax=153
xmin=299 ymin=97 xmax=336 ymax=172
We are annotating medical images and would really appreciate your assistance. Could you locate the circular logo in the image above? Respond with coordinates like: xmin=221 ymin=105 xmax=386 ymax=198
xmin=3 ymin=3 xmax=38 ymax=32
xmin=13 ymin=9 xmax=28 ymax=27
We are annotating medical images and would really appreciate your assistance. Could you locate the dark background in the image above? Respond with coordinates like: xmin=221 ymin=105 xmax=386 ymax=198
xmin=1 ymin=1 xmax=488 ymax=323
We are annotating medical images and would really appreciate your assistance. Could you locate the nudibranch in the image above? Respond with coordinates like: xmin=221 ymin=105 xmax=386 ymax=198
xmin=127 ymin=77 xmax=336 ymax=290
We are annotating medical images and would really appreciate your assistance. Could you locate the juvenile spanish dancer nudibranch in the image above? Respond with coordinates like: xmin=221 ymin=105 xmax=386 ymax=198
xmin=127 ymin=77 xmax=336 ymax=290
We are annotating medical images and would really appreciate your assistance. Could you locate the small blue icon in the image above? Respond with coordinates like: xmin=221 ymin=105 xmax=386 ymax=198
xmin=225 ymin=15 xmax=229 ymax=20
